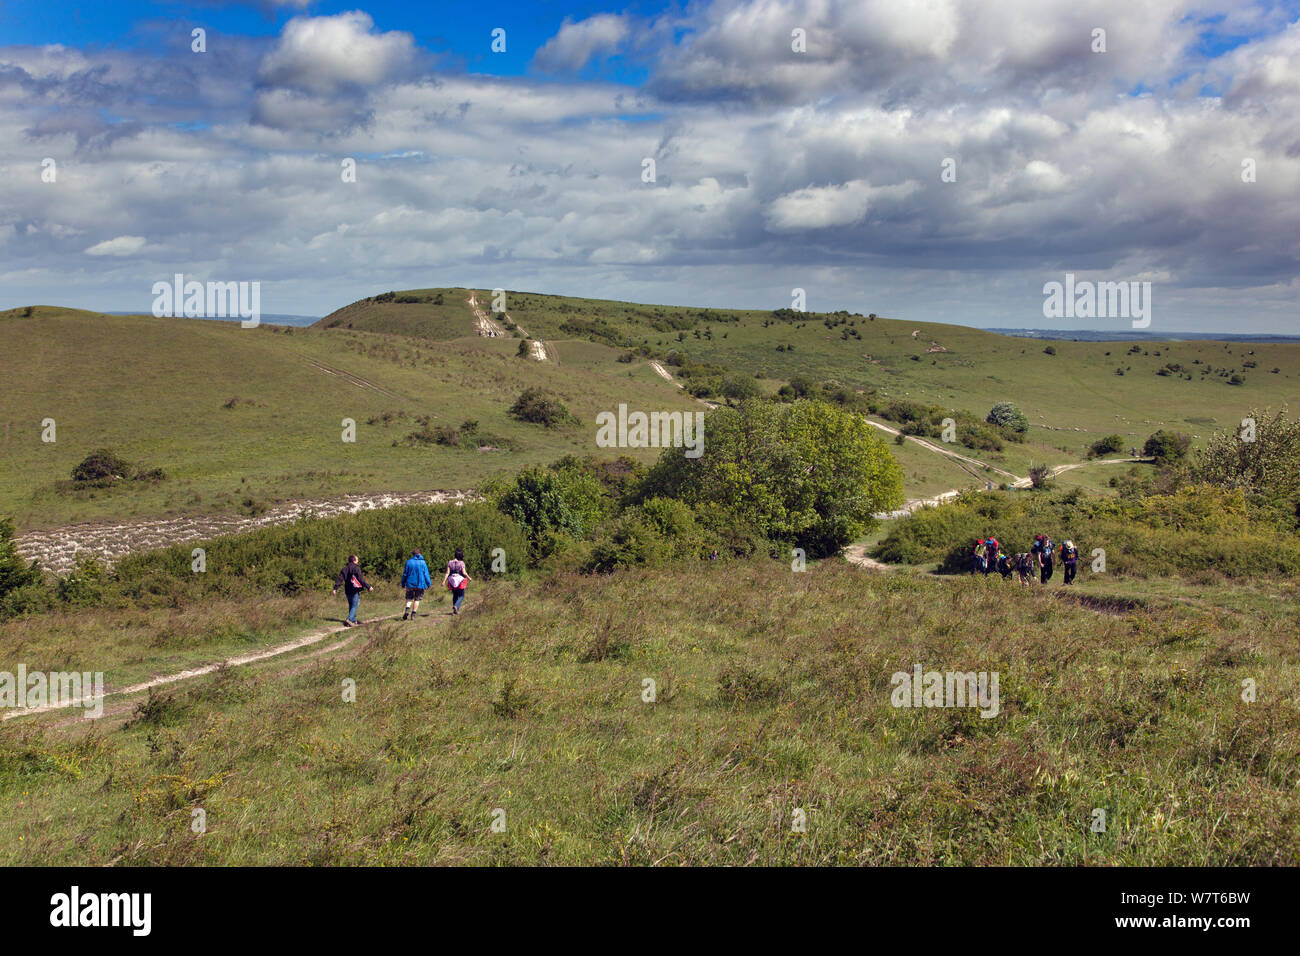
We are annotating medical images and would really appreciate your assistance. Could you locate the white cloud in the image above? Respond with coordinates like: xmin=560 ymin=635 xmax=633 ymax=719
xmin=84 ymin=235 xmax=146 ymax=257
xmin=257 ymin=11 xmax=416 ymax=94
xmin=534 ymin=14 xmax=630 ymax=71
xmin=765 ymin=180 xmax=920 ymax=231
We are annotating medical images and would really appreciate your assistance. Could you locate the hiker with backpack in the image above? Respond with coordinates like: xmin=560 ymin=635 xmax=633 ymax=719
xmin=401 ymin=549 xmax=432 ymax=620
xmin=1032 ymin=533 xmax=1055 ymax=584
xmin=997 ymin=548 xmax=1015 ymax=580
xmin=443 ymin=548 xmax=472 ymax=615
xmin=332 ymin=554 xmax=373 ymax=627
xmin=982 ymin=537 xmax=1000 ymax=575
xmin=1060 ymin=539 xmax=1079 ymax=585
xmin=971 ymin=539 xmax=988 ymax=575
xmin=1015 ymin=551 xmax=1034 ymax=586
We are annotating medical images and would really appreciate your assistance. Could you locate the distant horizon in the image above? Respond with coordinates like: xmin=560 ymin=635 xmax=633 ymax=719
xmin=3 ymin=1 xmax=1298 ymax=335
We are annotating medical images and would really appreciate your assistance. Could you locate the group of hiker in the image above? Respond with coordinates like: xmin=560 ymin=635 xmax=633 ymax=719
xmin=331 ymin=549 xmax=472 ymax=626
xmin=970 ymin=534 xmax=1080 ymax=586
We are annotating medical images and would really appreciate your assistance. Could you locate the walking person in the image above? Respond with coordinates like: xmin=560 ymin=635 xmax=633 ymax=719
xmin=971 ymin=539 xmax=988 ymax=575
xmin=443 ymin=548 xmax=472 ymax=615
xmin=332 ymin=554 xmax=372 ymax=627
xmin=1015 ymin=551 xmax=1034 ymax=586
xmin=1032 ymin=533 xmax=1055 ymax=584
xmin=982 ymin=537 xmax=1000 ymax=575
xmin=1060 ymin=539 xmax=1079 ymax=585
xmin=401 ymin=549 xmax=432 ymax=619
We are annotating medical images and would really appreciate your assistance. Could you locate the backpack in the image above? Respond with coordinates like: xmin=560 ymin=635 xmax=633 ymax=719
xmin=1039 ymin=537 xmax=1054 ymax=560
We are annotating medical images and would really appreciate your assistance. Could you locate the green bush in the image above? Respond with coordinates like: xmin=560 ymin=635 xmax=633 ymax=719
xmin=71 ymin=448 xmax=133 ymax=482
xmin=508 ymin=388 xmax=574 ymax=428
xmin=112 ymin=502 xmax=528 ymax=603
xmin=1143 ymin=430 xmax=1191 ymax=464
xmin=986 ymin=402 xmax=1028 ymax=437
xmin=639 ymin=400 xmax=903 ymax=557
xmin=874 ymin=486 xmax=1300 ymax=577
xmin=1088 ymin=434 xmax=1126 ymax=458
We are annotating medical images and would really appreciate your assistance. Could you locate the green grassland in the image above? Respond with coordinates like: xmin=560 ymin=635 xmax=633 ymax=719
xmin=5 ymin=291 xmax=1296 ymax=535
xmin=0 ymin=305 xmax=700 ymax=530
xmin=322 ymin=287 xmax=1300 ymax=483
xmin=3 ymin=559 xmax=1296 ymax=865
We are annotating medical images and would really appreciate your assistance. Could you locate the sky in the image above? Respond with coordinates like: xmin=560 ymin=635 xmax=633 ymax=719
xmin=1 ymin=0 xmax=1299 ymax=332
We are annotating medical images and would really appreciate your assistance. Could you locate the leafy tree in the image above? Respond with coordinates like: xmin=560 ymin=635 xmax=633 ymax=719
xmin=1188 ymin=408 xmax=1300 ymax=512
xmin=496 ymin=466 xmax=609 ymax=543
xmin=986 ymin=402 xmax=1028 ymax=436
xmin=719 ymin=375 xmax=761 ymax=403
xmin=1143 ymin=430 xmax=1191 ymax=464
xmin=638 ymin=400 xmax=904 ymax=556
xmin=1088 ymin=434 xmax=1126 ymax=458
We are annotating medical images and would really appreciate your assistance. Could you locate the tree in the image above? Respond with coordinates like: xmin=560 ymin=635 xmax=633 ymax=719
xmin=1143 ymin=430 xmax=1191 ymax=464
xmin=1088 ymin=434 xmax=1125 ymax=458
xmin=719 ymin=375 xmax=760 ymax=403
xmin=1188 ymin=408 xmax=1300 ymax=510
xmin=517 ymin=339 xmax=530 ymax=358
xmin=0 ymin=516 xmax=42 ymax=601
xmin=986 ymin=402 xmax=1028 ymax=436
xmin=638 ymin=400 xmax=904 ymax=556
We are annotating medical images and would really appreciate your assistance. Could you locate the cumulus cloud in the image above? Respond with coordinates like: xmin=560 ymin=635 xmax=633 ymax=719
xmin=0 ymin=0 xmax=1297 ymax=332
xmin=257 ymin=11 xmax=416 ymax=94
xmin=533 ymin=14 xmax=631 ymax=71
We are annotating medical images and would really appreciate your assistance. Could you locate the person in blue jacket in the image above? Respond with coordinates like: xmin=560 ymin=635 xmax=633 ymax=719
xmin=401 ymin=549 xmax=432 ymax=620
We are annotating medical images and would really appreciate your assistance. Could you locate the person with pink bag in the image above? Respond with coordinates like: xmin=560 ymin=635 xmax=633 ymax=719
xmin=442 ymin=548 xmax=472 ymax=615
xmin=332 ymin=553 xmax=372 ymax=626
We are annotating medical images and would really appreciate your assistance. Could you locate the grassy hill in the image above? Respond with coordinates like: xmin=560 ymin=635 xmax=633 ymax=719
xmin=3 ymin=558 xmax=1296 ymax=865
xmin=0 ymin=305 xmax=700 ymax=530
xmin=7 ymin=288 xmax=1299 ymax=539
xmin=319 ymin=287 xmax=1300 ymax=482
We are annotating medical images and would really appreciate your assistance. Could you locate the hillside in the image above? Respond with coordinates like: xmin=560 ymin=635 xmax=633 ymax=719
xmin=3 ymin=559 xmax=1296 ymax=865
xmin=319 ymin=287 xmax=1300 ymax=479
xmin=7 ymin=286 xmax=1298 ymax=557
xmin=0 ymin=304 xmax=699 ymax=532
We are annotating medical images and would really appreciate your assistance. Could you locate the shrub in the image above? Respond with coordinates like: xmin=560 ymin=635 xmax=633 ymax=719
xmin=874 ymin=487 xmax=1300 ymax=577
xmin=112 ymin=502 xmax=528 ymax=604
xmin=638 ymin=400 xmax=903 ymax=557
xmin=986 ymin=402 xmax=1028 ymax=436
xmin=71 ymin=448 xmax=132 ymax=482
xmin=1088 ymin=434 xmax=1126 ymax=458
xmin=508 ymin=388 xmax=573 ymax=427
xmin=1143 ymin=430 xmax=1191 ymax=464
xmin=0 ymin=516 xmax=46 ymax=617
xmin=496 ymin=466 xmax=611 ymax=545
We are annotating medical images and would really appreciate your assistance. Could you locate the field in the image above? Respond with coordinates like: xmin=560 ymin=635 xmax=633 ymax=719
xmin=2 ymin=559 xmax=1296 ymax=865
xmin=0 ymin=304 xmax=700 ymax=531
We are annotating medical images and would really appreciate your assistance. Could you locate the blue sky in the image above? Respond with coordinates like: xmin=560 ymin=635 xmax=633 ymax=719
xmin=2 ymin=0 xmax=1299 ymax=332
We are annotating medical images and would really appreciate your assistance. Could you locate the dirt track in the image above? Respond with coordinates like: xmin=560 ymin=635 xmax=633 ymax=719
xmin=468 ymin=294 xmax=549 ymax=360
xmin=15 ymin=489 xmax=476 ymax=574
